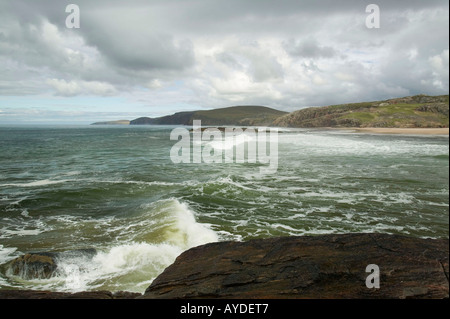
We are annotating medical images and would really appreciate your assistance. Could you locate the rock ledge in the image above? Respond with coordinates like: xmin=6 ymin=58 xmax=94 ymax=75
xmin=1 ymin=233 xmax=448 ymax=299
xmin=142 ymin=233 xmax=449 ymax=299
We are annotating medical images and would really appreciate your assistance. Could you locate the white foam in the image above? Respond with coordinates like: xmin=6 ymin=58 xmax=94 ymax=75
xmin=277 ymin=132 xmax=449 ymax=157
xmin=213 ymin=176 xmax=253 ymax=191
xmin=0 ymin=179 xmax=69 ymax=187
xmin=0 ymin=226 xmax=46 ymax=238
xmin=21 ymin=209 xmax=30 ymax=218
xmin=209 ymin=132 xmax=254 ymax=151
xmin=51 ymin=242 xmax=184 ymax=292
xmin=168 ymin=200 xmax=218 ymax=248
xmin=0 ymin=245 xmax=17 ymax=264
xmin=16 ymin=199 xmax=219 ymax=293
xmin=62 ymin=171 xmax=82 ymax=176
xmin=87 ymin=242 xmax=182 ymax=292
xmin=0 ymin=217 xmax=52 ymax=239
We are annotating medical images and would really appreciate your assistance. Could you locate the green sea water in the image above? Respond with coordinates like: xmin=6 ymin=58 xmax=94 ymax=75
xmin=0 ymin=125 xmax=448 ymax=293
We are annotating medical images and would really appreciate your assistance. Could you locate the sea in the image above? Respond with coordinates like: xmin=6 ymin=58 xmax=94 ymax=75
xmin=0 ymin=125 xmax=448 ymax=293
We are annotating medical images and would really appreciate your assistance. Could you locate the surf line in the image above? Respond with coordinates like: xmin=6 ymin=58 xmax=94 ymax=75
xmin=170 ymin=120 xmax=278 ymax=174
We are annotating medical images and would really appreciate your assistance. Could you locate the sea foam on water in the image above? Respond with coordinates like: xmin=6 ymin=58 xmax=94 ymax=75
xmin=31 ymin=199 xmax=218 ymax=293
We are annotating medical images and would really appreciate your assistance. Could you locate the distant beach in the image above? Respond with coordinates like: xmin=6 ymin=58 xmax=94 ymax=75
xmin=347 ymin=127 xmax=449 ymax=135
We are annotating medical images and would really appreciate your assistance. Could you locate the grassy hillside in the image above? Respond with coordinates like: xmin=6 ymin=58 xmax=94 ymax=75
xmin=97 ymin=95 xmax=448 ymax=128
xmin=130 ymin=105 xmax=287 ymax=126
xmin=193 ymin=105 xmax=287 ymax=126
xmin=273 ymin=95 xmax=449 ymax=128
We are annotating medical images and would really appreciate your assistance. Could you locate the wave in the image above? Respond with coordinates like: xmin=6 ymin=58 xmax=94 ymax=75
xmin=0 ymin=245 xmax=18 ymax=265
xmin=0 ymin=216 xmax=53 ymax=239
xmin=53 ymin=242 xmax=185 ymax=293
xmin=2 ymin=198 xmax=218 ymax=293
xmin=277 ymin=132 xmax=449 ymax=157
xmin=207 ymin=176 xmax=253 ymax=191
xmin=0 ymin=179 xmax=69 ymax=187
xmin=207 ymin=132 xmax=255 ymax=151
xmin=136 ymin=198 xmax=219 ymax=248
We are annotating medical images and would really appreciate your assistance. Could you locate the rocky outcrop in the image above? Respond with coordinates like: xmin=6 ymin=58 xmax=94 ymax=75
xmin=7 ymin=248 xmax=97 ymax=280
xmin=273 ymin=94 xmax=449 ymax=128
xmin=142 ymin=233 xmax=449 ymax=299
xmin=8 ymin=252 xmax=57 ymax=280
xmin=1 ymin=234 xmax=448 ymax=299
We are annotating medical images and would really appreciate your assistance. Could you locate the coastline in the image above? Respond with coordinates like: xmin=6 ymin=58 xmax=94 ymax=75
xmin=1 ymin=233 xmax=448 ymax=299
xmin=343 ymin=127 xmax=449 ymax=135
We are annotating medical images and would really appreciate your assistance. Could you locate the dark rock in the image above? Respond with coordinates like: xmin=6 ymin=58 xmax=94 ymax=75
xmin=416 ymin=104 xmax=449 ymax=116
xmin=142 ymin=233 xmax=449 ymax=299
xmin=1 ymin=234 xmax=448 ymax=299
xmin=8 ymin=253 xmax=57 ymax=280
xmin=0 ymin=289 xmax=141 ymax=299
xmin=7 ymin=248 xmax=97 ymax=280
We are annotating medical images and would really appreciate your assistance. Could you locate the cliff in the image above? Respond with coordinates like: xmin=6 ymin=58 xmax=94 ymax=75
xmin=273 ymin=95 xmax=449 ymax=128
xmin=130 ymin=106 xmax=287 ymax=126
xmin=1 ymin=233 xmax=448 ymax=299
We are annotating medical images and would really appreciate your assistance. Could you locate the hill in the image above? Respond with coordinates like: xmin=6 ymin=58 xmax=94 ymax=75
xmin=93 ymin=95 xmax=449 ymax=128
xmin=91 ymin=120 xmax=130 ymax=125
xmin=130 ymin=105 xmax=287 ymax=126
xmin=273 ymin=95 xmax=449 ymax=128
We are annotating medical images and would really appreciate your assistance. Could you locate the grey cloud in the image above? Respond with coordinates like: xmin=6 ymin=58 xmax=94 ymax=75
xmin=283 ymin=38 xmax=338 ymax=58
xmin=215 ymin=52 xmax=245 ymax=70
xmin=215 ymin=41 xmax=284 ymax=82
xmin=0 ymin=0 xmax=448 ymax=110
xmin=0 ymin=0 xmax=196 ymax=95
xmin=76 ymin=4 xmax=196 ymax=72
xmin=84 ymin=29 xmax=195 ymax=71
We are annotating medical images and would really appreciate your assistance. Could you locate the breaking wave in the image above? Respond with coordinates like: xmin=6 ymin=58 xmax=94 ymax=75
xmin=3 ymin=199 xmax=218 ymax=293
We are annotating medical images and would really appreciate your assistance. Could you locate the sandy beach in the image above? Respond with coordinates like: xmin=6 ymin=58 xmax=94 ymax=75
xmin=347 ymin=127 xmax=449 ymax=135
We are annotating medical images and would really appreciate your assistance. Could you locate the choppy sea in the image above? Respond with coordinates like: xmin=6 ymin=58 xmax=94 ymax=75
xmin=0 ymin=125 xmax=448 ymax=293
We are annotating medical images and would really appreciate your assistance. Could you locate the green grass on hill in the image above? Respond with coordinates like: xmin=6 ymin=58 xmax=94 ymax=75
xmin=193 ymin=105 xmax=287 ymax=126
xmin=273 ymin=95 xmax=449 ymax=128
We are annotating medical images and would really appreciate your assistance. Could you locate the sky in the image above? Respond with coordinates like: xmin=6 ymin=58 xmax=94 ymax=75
xmin=0 ymin=0 xmax=448 ymax=124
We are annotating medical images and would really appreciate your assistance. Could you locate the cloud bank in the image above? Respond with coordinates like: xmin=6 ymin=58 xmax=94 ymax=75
xmin=0 ymin=0 xmax=448 ymax=122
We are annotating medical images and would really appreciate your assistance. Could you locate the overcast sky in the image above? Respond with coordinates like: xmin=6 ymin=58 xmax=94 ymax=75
xmin=0 ymin=0 xmax=448 ymax=123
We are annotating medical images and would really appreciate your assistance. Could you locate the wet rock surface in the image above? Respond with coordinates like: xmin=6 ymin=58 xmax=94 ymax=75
xmin=6 ymin=248 xmax=97 ymax=280
xmin=142 ymin=233 xmax=449 ymax=299
xmin=1 ymin=234 xmax=448 ymax=299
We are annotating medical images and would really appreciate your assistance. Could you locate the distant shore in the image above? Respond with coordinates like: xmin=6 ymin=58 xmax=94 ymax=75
xmin=346 ymin=127 xmax=449 ymax=135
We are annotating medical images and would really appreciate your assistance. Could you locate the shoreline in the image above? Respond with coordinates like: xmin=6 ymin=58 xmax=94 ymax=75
xmin=342 ymin=127 xmax=449 ymax=135
xmin=1 ymin=233 xmax=448 ymax=299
